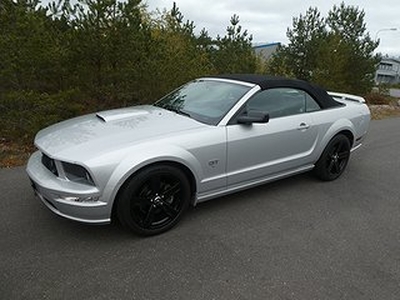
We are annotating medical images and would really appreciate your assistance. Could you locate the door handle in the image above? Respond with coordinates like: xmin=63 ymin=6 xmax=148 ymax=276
xmin=297 ymin=122 xmax=310 ymax=130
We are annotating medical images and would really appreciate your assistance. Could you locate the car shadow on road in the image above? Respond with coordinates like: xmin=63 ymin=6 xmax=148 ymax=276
xmin=189 ymin=172 xmax=316 ymax=213
xmin=32 ymin=171 xmax=319 ymax=241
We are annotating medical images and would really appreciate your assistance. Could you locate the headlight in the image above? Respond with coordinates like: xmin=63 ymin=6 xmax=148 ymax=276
xmin=41 ymin=153 xmax=58 ymax=176
xmin=61 ymin=162 xmax=95 ymax=186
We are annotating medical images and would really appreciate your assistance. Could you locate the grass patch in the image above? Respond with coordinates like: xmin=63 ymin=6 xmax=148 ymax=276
xmin=369 ymin=105 xmax=400 ymax=120
xmin=0 ymin=139 xmax=33 ymax=168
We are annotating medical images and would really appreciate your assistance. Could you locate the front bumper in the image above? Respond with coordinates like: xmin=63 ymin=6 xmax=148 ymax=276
xmin=26 ymin=151 xmax=111 ymax=224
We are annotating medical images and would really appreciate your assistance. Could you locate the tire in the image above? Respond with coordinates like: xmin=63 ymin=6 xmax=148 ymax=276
xmin=117 ymin=165 xmax=190 ymax=236
xmin=314 ymin=134 xmax=351 ymax=181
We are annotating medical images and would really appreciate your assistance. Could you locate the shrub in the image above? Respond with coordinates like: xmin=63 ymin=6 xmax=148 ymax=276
xmin=364 ymin=92 xmax=391 ymax=105
xmin=0 ymin=89 xmax=83 ymax=143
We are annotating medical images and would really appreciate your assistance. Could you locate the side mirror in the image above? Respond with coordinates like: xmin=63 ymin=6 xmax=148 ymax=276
xmin=237 ymin=110 xmax=269 ymax=125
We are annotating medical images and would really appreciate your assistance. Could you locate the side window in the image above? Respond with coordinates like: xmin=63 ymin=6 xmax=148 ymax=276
xmin=305 ymin=93 xmax=321 ymax=112
xmin=245 ymin=88 xmax=320 ymax=118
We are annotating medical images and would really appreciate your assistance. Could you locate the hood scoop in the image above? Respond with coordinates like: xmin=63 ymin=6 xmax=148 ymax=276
xmin=96 ymin=109 xmax=149 ymax=122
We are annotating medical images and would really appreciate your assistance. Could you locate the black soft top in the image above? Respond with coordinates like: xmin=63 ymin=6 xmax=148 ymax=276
xmin=209 ymin=74 xmax=341 ymax=109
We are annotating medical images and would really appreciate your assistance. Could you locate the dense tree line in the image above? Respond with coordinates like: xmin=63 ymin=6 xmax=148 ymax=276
xmin=0 ymin=0 xmax=257 ymax=142
xmin=0 ymin=0 xmax=379 ymax=145
xmin=267 ymin=2 xmax=380 ymax=95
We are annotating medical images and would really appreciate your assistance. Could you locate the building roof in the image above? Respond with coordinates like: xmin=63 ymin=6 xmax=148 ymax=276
xmin=380 ymin=57 xmax=400 ymax=64
xmin=253 ymin=42 xmax=281 ymax=61
xmin=252 ymin=42 xmax=281 ymax=49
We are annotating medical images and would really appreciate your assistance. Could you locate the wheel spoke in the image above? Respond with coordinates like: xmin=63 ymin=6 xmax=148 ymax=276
xmin=327 ymin=159 xmax=335 ymax=173
xmin=150 ymin=175 xmax=162 ymax=194
xmin=338 ymin=151 xmax=349 ymax=160
xmin=142 ymin=205 xmax=156 ymax=228
xmin=335 ymin=141 xmax=343 ymax=152
xmin=163 ymin=182 xmax=180 ymax=199
xmin=333 ymin=160 xmax=340 ymax=173
xmin=332 ymin=143 xmax=340 ymax=153
xmin=160 ymin=201 xmax=178 ymax=218
xmin=132 ymin=197 xmax=148 ymax=204
xmin=327 ymin=148 xmax=335 ymax=158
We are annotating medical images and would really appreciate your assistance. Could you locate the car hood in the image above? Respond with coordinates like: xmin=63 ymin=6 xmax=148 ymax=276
xmin=35 ymin=105 xmax=206 ymax=161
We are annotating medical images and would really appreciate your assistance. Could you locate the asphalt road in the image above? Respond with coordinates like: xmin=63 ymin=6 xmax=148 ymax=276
xmin=1 ymin=118 xmax=400 ymax=300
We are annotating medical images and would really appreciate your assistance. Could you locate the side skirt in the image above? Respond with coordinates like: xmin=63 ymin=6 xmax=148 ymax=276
xmin=194 ymin=164 xmax=315 ymax=205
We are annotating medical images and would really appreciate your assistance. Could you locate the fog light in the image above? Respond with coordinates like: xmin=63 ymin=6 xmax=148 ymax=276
xmin=56 ymin=195 xmax=100 ymax=203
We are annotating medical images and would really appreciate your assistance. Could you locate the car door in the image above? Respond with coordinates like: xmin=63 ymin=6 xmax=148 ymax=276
xmin=226 ymin=87 xmax=321 ymax=187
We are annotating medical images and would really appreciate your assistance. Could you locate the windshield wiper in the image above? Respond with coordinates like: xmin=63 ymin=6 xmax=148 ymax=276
xmin=160 ymin=105 xmax=191 ymax=118
xmin=173 ymin=107 xmax=191 ymax=118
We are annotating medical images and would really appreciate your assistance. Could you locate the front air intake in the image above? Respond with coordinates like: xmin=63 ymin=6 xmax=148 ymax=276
xmin=41 ymin=153 xmax=58 ymax=176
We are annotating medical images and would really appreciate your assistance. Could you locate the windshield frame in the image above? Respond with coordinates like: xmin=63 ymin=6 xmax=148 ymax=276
xmin=154 ymin=78 xmax=254 ymax=126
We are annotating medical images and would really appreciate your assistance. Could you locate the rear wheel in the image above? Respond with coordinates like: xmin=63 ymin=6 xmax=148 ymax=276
xmin=117 ymin=165 xmax=190 ymax=236
xmin=314 ymin=134 xmax=351 ymax=181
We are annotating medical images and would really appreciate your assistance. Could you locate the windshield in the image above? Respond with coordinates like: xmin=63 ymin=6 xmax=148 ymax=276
xmin=154 ymin=79 xmax=252 ymax=125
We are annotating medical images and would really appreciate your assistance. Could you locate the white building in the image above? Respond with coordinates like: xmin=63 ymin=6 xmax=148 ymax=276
xmin=253 ymin=42 xmax=281 ymax=61
xmin=375 ymin=57 xmax=400 ymax=85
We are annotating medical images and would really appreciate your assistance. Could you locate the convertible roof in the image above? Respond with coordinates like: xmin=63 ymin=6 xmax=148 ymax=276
xmin=209 ymin=74 xmax=341 ymax=109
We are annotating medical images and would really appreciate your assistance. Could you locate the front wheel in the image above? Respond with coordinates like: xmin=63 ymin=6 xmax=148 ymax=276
xmin=117 ymin=165 xmax=191 ymax=236
xmin=314 ymin=134 xmax=351 ymax=181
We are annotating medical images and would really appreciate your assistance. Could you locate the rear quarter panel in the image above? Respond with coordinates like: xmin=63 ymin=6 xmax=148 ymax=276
xmin=310 ymin=102 xmax=370 ymax=160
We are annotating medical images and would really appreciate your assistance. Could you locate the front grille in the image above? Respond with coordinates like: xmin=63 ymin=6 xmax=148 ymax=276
xmin=41 ymin=153 xmax=58 ymax=176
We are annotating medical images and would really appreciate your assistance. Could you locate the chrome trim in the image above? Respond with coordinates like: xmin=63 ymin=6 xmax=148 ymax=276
xmin=198 ymin=77 xmax=256 ymax=87
xmin=218 ymin=85 xmax=262 ymax=126
xmin=351 ymin=143 xmax=362 ymax=152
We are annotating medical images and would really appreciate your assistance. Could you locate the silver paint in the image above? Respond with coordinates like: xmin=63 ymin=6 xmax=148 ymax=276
xmin=26 ymin=78 xmax=371 ymax=224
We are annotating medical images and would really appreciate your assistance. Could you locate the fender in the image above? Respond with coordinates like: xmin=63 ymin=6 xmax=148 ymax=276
xmin=314 ymin=118 xmax=356 ymax=160
xmin=102 ymin=142 xmax=203 ymax=208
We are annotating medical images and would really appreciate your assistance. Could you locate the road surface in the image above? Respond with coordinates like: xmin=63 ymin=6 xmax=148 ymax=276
xmin=1 ymin=117 xmax=399 ymax=299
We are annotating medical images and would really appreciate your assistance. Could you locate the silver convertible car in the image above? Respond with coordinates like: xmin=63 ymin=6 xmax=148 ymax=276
xmin=27 ymin=75 xmax=370 ymax=235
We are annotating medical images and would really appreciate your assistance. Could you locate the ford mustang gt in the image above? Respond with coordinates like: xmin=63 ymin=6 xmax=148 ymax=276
xmin=26 ymin=75 xmax=370 ymax=235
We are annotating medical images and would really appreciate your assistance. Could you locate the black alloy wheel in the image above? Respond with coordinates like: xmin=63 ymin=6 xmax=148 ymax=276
xmin=314 ymin=134 xmax=351 ymax=181
xmin=117 ymin=165 xmax=190 ymax=236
